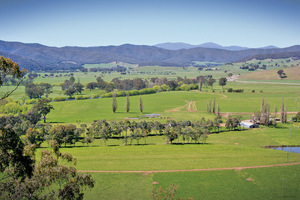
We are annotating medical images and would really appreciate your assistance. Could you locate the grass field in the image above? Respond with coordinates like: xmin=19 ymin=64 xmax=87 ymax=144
xmin=239 ymin=65 xmax=300 ymax=81
xmin=45 ymin=80 xmax=299 ymax=123
xmin=83 ymin=165 xmax=300 ymax=200
xmin=46 ymin=123 xmax=300 ymax=200
xmin=1 ymin=59 xmax=300 ymax=199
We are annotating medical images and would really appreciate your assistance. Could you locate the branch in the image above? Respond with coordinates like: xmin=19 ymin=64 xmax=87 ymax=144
xmin=0 ymin=80 xmax=22 ymax=100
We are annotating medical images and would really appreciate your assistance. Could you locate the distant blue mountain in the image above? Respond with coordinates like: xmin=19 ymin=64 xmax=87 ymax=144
xmin=154 ymin=42 xmax=278 ymax=51
xmin=0 ymin=40 xmax=298 ymax=71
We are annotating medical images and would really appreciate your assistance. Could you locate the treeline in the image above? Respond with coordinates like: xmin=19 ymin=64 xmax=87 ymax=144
xmin=87 ymin=75 xmax=219 ymax=93
xmin=0 ymin=111 xmax=237 ymax=147
xmin=80 ymin=65 xmax=127 ymax=73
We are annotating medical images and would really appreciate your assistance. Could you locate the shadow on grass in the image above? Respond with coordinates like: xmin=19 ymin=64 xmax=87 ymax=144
xmin=170 ymin=143 xmax=211 ymax=145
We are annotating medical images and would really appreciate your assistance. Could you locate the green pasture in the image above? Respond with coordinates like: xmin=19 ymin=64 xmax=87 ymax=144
xmin=83 ymin=61 xmax=138 ymax=69
xmin=46 ymin=80 xmax=300 ymax=123
xmin=51 ymin=123 xmax=300 ymax=199
xmin=83 ymin=165 xmax=300 ymax=200
xmin=43 ymin=123 xmax=300 ymax=172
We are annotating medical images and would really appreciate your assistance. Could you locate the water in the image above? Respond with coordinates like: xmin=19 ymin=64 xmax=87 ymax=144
xmin=273 ymin=147 xmax=300 ymax=154
xmin=143 ymin=114 xmax=161 ymax=118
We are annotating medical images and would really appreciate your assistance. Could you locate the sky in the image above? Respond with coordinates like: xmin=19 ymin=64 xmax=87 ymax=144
xmin=0 ymin=0 xmax=299 ymax=48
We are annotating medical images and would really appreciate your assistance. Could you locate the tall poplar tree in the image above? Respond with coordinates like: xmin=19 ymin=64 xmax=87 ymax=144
xmin=212 ymin=98 xmax=216 ymax=114
xmin=273 ymin=105 xmax=277 ymax=127
xmin=139 ymin=96 xmax=143 ymax=114
xmin=112 ymin=92 xmax=117 ymax=113
xmin=280 ymin=98 xmax=285 ymax=123
xmin=125 ymin=94 xmax=130 ymax=113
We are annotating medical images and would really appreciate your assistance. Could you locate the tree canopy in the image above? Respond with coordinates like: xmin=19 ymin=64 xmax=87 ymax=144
xmin=0 ymin=56 xmax=26 ymax=100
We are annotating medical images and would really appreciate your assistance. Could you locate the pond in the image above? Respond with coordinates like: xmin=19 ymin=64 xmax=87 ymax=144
xmin=272 ymin=147 xmax=300 ymax=154
xmin=143 ymin=114 xmax=161 ymax=118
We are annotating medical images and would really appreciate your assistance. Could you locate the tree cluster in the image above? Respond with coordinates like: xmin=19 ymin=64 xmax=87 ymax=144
xmin=61 ymin=76 xmax=84 ymax=98
xmin=25 ymin=82 xmax=53 ymax=99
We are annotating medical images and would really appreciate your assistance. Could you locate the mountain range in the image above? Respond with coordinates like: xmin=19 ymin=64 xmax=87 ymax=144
xmin=0 ymin=40 xmax=299 ymax=71
xmin=154 ymin=42 xmax=278 ymax=51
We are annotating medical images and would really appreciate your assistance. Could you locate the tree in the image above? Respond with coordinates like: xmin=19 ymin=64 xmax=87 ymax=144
xmin=32 ymin=99 xmax=54 ymax=123
xmin=273 ymin=105 xmax=277 ymax=127
xmin=50 ymin=124 xmax=77 ymax=147
xmin=74 ymin=81 xmax=84 ymax=94
xmin=24 ymin=127 xmax=45 ymax=147
xmin=38 ymin=82 xmax=53 ymax=98
xmin=280 ymin=98 xmax=286 ymax=123
xmin=105 ymin=82 xmax=115 ymax=92
xmin=64 ymin=87 xmax=76 ymax=98
xmin=86 ymin=82 xmax=98 ymax=91
xmin=277 ymin=70 xmax=286 ymax=78
xmin=218 ymin=77 xmax=227 ymax=91
xmin=96 ymin=76 xmax=107 ymax=89
xmin=112 ymin=92 xmax=117 ymax=113
xmin=207 ymin=78 xmax=216 ymax=90
xmin=139 ymin=96 xmax=143 ymax=114
xmin=294 ymin=111 xmax=300 ymax=122
xmin=125 ymin=94 xmax=130 ymax=113
xmin=0 ymin=127 xmax=34 ymax=180
xmin=0 ymin=141 xmax=94 ymax=199
xmin=0 ymin=56 xmax=26 ymax=100
xmin=212 ymin=98 xmax=216 ymax=114
xmin=25 ymin=82 xmax=45 ymax=99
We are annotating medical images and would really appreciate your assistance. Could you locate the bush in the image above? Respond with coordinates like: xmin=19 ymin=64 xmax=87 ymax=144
xmin=26 ymin=99 xmax=37 ymax=104
xmin=75 ymin=95 xmax=90 ymax=100
xmin=252 ymin=90 xmax=255 ymax=93
xmin=92 ymin=94 xmax=101 ymax=99
xmin=233 ymin=89 xmax=244 ymax=93
xmin=52 ymin=96 xmax=68 ymax=102
xmin=228 ymin=88 xmax=233 ymax=93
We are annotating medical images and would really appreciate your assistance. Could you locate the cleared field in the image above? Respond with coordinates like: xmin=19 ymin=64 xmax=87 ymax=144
xmin=84 ymin=165 xmax=300 ymax=200
xmin=46 ymin=81 xmax=300 ymax=123
xmin=239 ymin=65 xmax=300 ymax=81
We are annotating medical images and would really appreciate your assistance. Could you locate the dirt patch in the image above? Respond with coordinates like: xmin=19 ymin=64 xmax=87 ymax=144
xmin=78 ymin=162 xmax=300 ymax=174
xmin=187 ymin=101 xmax=197 ymax=112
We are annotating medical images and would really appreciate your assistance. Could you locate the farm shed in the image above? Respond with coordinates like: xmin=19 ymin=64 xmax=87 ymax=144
xmin=240 ymin=121 xmax=259 ymax=128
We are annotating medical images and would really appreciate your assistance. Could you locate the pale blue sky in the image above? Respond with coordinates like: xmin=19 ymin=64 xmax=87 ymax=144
xmin=0 ymin=0 xmax=299 ymax=48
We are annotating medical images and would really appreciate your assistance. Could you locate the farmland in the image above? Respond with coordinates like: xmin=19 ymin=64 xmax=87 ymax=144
xmin=1 ymin=57 xmax=300 ymax=199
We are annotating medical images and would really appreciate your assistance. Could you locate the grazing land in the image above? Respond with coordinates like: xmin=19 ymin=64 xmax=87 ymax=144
xmin=1 ymin=57 xmax=300 ymax=199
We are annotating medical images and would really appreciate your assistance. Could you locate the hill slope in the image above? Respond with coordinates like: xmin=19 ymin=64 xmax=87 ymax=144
xmin=239 ymin=65 xmax=300 ymax=80
xmin=0 ymin=40 xmax=299 ymax=71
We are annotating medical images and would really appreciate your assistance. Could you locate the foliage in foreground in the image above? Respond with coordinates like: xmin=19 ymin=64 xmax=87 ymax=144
xmin=0 ymin=128 xmax=94 ymax=200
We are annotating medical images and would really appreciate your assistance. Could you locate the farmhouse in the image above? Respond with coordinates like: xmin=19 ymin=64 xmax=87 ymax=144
xmin=240 ymin=121 xmax=259 ymax=128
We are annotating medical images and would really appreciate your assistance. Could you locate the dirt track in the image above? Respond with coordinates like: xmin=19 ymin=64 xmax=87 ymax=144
xmin=78 ymin=162 xmax=300 ymax=175
xmin=235 ymin=80 xmax=300 ymax=85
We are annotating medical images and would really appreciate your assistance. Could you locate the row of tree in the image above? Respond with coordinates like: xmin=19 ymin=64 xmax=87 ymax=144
xmin=252 ymin=97 xmax=288 ymax=127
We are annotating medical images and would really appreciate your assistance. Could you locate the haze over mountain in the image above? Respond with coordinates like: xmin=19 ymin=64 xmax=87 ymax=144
xmin=0 ymin=40 xmax=299 ymax=71
xmin=154 ymin=42 xmax=278 ymax=51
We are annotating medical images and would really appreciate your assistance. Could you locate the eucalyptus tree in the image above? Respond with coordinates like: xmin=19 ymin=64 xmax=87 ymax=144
xmin=32 ymin=98 xmax=54 ymax=123
xmin=153 ymin=121 xmax=164 ymax=135
xmin=218 ymin=77 xmax=227 ymax=91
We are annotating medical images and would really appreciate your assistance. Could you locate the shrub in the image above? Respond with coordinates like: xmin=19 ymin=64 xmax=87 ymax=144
xmin=252 ymin=90 xmax=255 ymax=93
xmin=228 ymin=88 xmax=233 ymax=93
xmin=26 ymin=99 xmax=37 ymax=104
xmin=75 ymin=95 xmax=90 ymax=100
xmin=52 ymin=96 xmax=68 ymax=102
xmin=92 ymin=94 xmax=101 ymax=99
xmin=233 ymin=89 xmax=244 ymax=93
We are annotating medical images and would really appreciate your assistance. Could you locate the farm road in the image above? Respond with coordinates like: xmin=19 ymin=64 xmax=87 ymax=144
xmin=235 ymin=80 xmax=300 ymax=85
xmin=78 ymin=162 xmax=300 ymax=175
